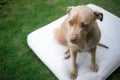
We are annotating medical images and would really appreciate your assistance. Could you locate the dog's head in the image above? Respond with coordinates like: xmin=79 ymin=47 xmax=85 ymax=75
xmin=67 ymin=5 xmax=103 ymax=44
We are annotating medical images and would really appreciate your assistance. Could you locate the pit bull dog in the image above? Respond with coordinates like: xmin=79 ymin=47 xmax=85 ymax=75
xmin=54 ymin=5 xmax=108 ymax=79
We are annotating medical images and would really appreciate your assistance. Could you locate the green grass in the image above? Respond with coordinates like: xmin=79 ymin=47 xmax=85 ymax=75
xmin=0 ymin=0 xmax=120 ymax=80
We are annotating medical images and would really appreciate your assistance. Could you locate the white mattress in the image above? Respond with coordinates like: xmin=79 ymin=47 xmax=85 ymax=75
xmin=27 ymin=4 xmax=120 ymax=80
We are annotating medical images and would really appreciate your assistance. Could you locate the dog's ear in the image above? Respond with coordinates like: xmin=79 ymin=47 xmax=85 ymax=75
xmin=94 ymin=11 xmax=103 ymax=21
xmin=67 ymin=6 xmax=74 ymax=15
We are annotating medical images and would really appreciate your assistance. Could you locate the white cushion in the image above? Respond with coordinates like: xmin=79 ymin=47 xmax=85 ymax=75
xmin=27 ymin=4 xmax=120 ymax=80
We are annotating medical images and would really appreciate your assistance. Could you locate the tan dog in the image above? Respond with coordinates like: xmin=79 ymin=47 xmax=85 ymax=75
xmin=54 ymin=5 xmax=108 ymax=79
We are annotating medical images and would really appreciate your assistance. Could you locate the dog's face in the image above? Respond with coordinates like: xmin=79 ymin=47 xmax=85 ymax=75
xmin=67 ymin=5 xmax=103 ymax=44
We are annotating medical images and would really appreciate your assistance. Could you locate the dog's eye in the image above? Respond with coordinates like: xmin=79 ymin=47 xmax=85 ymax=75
xmin=81 ymin=22 xmax=87 ymax=29
xmin=69 ymin=20 xmax=73 ymax=26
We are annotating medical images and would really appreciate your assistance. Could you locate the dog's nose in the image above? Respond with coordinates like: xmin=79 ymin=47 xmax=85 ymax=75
xmin=70 ymin=36 xmax=77 ymax=43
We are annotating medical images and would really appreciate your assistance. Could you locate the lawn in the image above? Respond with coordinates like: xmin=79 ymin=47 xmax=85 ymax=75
xmin=0 ymin=0 xmax=120 ymax=80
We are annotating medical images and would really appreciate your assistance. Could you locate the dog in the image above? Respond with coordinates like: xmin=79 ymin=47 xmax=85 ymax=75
xmin=54 ymin=5 xmax=108 ymax=79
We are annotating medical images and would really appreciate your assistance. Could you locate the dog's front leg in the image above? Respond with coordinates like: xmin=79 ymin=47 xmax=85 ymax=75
xmin=90 ymin=47 xmax=98 ymax=72
xmin=70 ymin=50 xmax=78 ymax=79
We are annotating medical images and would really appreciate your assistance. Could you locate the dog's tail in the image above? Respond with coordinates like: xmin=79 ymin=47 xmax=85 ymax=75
xmin=98 ymin=43 xmax=109 ymax=49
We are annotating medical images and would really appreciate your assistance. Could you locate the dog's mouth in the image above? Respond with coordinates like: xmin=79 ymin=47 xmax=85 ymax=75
xmin=70 ymin=37 xmax=85 ymax=44
xmin=70 ymin=39 xmax=78 ymax=44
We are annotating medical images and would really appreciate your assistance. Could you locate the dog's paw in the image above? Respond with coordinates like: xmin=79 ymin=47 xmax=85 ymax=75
xmin=91 ymin=63 xmax=98 ymax=72
xmin=64 ymin=49 xmax=70 ymax=59
xmin=64 ymin=53 xmax=70 ymax=59
xmin=70 ymin=70 xmax=78 ymax=80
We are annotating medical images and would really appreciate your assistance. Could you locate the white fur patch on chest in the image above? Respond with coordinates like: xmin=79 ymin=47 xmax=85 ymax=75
xmin=80 ymin=41 xmax=90 ymax=52
xmin=70 ymin=41 xmax=91 ymax=52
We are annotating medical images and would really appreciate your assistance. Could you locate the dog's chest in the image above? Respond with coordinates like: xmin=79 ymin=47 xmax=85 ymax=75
xmin=81 ymin=41 xmax=90 ymax=52
xmin=70 ymin=41 xmax=90 ymax=52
